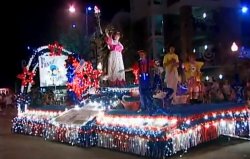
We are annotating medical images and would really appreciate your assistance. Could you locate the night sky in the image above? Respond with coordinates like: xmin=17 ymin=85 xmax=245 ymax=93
xmin=1 ymin=0 xmax=130 ymax=89
xmin=1 ymin=0 xmax=248 ymax=89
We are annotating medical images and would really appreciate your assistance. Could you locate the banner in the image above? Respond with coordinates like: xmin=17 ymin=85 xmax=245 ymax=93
xmin=39 ymin=55 xmax=68 ymax=87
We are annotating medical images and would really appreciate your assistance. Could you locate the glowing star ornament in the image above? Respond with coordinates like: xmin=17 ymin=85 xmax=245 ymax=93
xmin=17 ymin=67 xmax=36 ymax=87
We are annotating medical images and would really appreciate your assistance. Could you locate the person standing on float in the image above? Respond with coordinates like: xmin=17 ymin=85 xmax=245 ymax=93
xmin=105 ymin=30 xmax=125 ymax=86
xmin=163 ymin=46 xmax=179 ymax=103
xmin=183 ymin=53 xmax=204 ymax=102
xmin=137 ymin=50 xmax=154 ymax=112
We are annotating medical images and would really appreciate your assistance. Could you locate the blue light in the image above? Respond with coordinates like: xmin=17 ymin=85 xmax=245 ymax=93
xmin=241 ymin=6 xmax=248 ymax=13
xmin=27 ymin=46 xmax=30 ymax=50
xmin=87 ymin=6 xmax=92 ymax=11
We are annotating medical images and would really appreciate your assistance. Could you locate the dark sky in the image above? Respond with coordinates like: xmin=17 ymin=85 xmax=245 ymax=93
xmin=1 ymin=0 xmax=248 ymax=89
xmin=1 ymin=0 xmax=130 ymax=89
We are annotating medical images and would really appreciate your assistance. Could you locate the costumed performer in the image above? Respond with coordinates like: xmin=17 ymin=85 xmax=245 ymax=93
xmin=183 ymin=53 xmax=204 ymax=103
xmin=163 ymin=46 xmax=179 ymax=104
xmin=152 ymin=59 xmax=164 ymax=91
xmin=105 ymin=29 xmax=126 ymax=86
xmin=137 ymin=50 xmax=155 ymax=113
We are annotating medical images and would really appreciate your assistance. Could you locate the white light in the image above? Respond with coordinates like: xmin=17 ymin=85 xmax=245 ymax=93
xmin=219 ymin=74 xmax=223 ymax=80
xmin=87 ymin=6 xmax=92 ymax=11
xmin=220 ymin=120 xmax=226 ymax=127
xmin=193 ymin=48 xmax=196 ymax=53
xmin=204 ymin=45 xmax=208 ymax=50
xmin=242 ymin=6 xmax=248 ymax=14
xmin=69 ymin=5 xmax=76 ymax=13
xmin=204 ymin=115 xmax=208 ymax=120
xmin=212 ymin=113 xmax=216 ymax=118
xmin=205 ymin=76 xmax=209 ymax=81
xmin=186 ymin=120 xmax=190 ymax=125
xmin=97 ymin=62 xmax=102 ymax=70
xmin=203 ymin=12 xmax=207 ymax=18
xmin=221 ymin=112 xmax=225 ymax=117
xmin=231 ymin=42 xmax=238 ymax=52
xmin=74 ymin=105 xmax=80 ymax=110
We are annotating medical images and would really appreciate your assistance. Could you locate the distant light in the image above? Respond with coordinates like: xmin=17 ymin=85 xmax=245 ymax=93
xmin=27 ymin=46 xmax=30 ymax=50
xmin=205 ymin=76 xmax=209 ymax=81
xmin=97 ymin=62 xmax=102 ymax=70
xmin=193 ymin=48 xmax=196 ymax=53
xmin=203 ymin=12 xmax=207 ymax=18
xmin=72 ymin=24 xmax=76 ymax=28
xmin=231 ymin=42 xmax=238 ymax=52
xmin=204 ymin=45 xmax=208 ymax=50
xmin=241 ymin=6 xmax=248 ymax=14
xmin=219 ymin=74 xmax=223 ymax=80
xmin=87 ymin=6 xmax=92 ymax=11
xmin=69 ymin=5 xmax=76 ymax=13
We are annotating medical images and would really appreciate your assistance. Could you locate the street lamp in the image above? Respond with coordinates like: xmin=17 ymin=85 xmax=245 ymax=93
xmin=231 ymin=42 xmax=239 ymax=74
xmin=231 ymin=42 xmax=238 ymax=52
xmin=219 ymin=74 xmax=223 ymax=80
xmin=68 ymin=5 xmax=92 ymax=36
xmin=85 ymin=6 xmax=92 ymax=37
xmin=241 ymin=6 xmax=248 ymax=14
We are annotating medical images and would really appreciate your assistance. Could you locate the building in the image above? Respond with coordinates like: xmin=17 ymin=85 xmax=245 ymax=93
xmin=130 ymin=0 xmax=244 ymax=78
xmin=130 ymin=0 xmax=167 ymax=59
xmin=167 ymin=0 xmax=241 ymax=64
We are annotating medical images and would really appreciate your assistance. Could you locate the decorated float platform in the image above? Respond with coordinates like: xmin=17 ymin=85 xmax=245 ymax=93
xmin=12 ymin=100 xmax=250 ymax=158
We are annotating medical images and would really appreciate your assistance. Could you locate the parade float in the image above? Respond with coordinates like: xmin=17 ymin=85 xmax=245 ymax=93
xmin=12 ymin=7 xmax=249 ymax=159
xmin=11 ymin=40 xmax=250 ymax=158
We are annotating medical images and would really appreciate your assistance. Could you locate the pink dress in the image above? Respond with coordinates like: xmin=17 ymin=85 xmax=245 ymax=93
xmin=105 ymin=37 xmax=126 ymax=84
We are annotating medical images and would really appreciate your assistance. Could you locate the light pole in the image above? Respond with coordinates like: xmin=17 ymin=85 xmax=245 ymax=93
xmin=231 ymin=42 xmax=239 ymax=74
xmin=85 ymin=6 xmax=92 ymax=37
xmin=68 ymin=5 xmax=92 ymax=36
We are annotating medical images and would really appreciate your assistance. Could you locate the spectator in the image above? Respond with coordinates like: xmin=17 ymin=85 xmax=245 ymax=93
xmin=222 ymin=80 xmax=232 ymax=101
xmin=4 ymin=93 xmax=13 ymax=109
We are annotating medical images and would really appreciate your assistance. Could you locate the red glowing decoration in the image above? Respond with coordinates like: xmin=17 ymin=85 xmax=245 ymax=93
xmin=48 ymin=41 xmax=63 ymax=56
xmin=131 ymin=63 xmax=139 ymax=84
xmin=67 ymin=60 xmax=102 ymax=99
xmin=17 ymin=67 xmax=36 ymax=86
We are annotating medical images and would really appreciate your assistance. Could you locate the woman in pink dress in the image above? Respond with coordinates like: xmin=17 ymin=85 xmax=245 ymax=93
xmin=105 ymin=31 xmax=125 ymax=86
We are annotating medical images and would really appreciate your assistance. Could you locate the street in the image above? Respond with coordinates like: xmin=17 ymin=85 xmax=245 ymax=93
xmin=1 ymin=108 xmax=250 ymax=159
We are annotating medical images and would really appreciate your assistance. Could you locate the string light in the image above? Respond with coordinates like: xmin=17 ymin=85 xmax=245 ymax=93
xmin=12 ymin=104 xmax=249 ymax=158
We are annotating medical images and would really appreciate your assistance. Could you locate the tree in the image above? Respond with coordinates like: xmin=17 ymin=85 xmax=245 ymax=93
xmin=59 ymin=28 xmax=91 ymax=59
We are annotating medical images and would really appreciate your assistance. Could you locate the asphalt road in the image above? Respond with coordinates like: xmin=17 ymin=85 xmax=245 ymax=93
xmin=1 ymin=108 xmax=250 ymax=159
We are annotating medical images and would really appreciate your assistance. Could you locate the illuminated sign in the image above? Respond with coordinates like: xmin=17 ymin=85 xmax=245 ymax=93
xmin=39 ymin=55 xmax=68 ymax=87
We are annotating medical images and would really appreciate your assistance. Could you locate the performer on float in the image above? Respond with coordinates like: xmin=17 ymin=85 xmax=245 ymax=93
xmin=163 ymin=46 xmax=179 ymax=103
xmin=105 ymin=29 xmax=125 ymax=86
xmin=183 ymin=53 xmax=204 ymax=103
xmin=152 ymin=59 xmax=164 ymax=91
xmin=137 ymin=50 xmax=154 ymax=112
